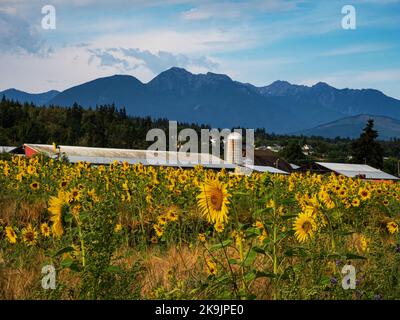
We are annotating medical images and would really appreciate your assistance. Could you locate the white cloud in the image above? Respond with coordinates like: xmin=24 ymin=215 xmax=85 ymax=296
xmin=320 ymin=44 xmax=394 ymax=57
xmin=92 ymin=28 xmax=257 ymax=55
xmin=88 ymin=47 xmax=219 ymax=74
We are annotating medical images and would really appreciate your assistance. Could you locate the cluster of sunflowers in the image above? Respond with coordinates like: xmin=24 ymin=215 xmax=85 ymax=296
xmin=0 ymin=155 xmax=399 ymax=299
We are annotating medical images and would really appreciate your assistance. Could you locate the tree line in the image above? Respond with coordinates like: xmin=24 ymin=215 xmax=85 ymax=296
xmin=0 ymin=97 xmax=399 ymax=175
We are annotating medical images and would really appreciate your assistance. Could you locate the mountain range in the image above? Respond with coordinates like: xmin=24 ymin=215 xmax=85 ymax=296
xmin=1 ymin=67 xmax=400 ymax=139
xmin=296 ymin=115 xmax=400 ymax=140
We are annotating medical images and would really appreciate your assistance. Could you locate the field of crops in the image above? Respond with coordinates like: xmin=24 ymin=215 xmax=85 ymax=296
xmin=0 ymin=155 xmax=399 ymax=300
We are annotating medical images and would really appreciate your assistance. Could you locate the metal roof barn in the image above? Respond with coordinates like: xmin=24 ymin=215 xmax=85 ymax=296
xmin=243 ymin=164 xmax=289 ymax=175
xmin=0 ymin=146 xmax=16 ymax=153
xmin=22 ymin=144 xmax=237 ymax=170
xmin=18 ymin=144 xmax=289 ymax=174
xmin=315 ymin=162 xmax=399 ymax=181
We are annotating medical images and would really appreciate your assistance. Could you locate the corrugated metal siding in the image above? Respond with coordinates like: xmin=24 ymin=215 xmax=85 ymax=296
xmin=316 ymin=162 xmax=399 ymax=180
xmin=244 ymin=164 xmax=289 ymax=174
xmin=0 ymin=146 xmax=16 ymax=153
xmin=23 ymin=144 xmax=235 ymax=169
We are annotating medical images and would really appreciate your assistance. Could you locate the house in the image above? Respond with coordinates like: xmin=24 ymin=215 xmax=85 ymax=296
xmin=246 ymin=149 xmax=293 ymax=173
xmin=302 ymin=144 xmax=314 ymax=156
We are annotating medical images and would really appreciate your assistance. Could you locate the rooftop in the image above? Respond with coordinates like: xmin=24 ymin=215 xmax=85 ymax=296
xmin=315 ymin=162 xmax=399 ymax=180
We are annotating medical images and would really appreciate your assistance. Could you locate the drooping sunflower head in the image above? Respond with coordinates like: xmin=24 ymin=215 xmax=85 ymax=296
xmin=48 ymin=191 xmax=67 ymax=238
xmin=5 ymin=226 xmax=17 ymax=244
xmin=206 ymin=258 xmax=217 ymax=276
xmin=22 ymin=224 xmax=38 ymax=246
xmin=197 ymin=178 xmax=230 ymax=225
xmin=352 ymin=233 xmax=369 ymax=253
xmin=293 ymin=212 xmax=317 ymax=243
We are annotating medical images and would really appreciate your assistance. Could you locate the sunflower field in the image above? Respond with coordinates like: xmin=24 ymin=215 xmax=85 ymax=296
xmin=0 ymin=155 xmax=400 ymax=300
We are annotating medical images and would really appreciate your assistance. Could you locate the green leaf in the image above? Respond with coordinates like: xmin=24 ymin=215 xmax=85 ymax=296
xmin=252 ymin=247 xmax=266 ymax=255
xmin=321 ymin=275 xmax=330 ymax=286
xmin=107 ymin=265 xmax=124 ymax=273
xmin=243 ymin=271 xmax=256 ymax=282
xmin=337 ymin=231 xmax=356 ymax=236
xmin=285 ymin=247 xmax=307 ymax=257
xmin=232 ymin=192 xmax=250 ymax=196
xmin=344 ymin=253 xmax=366 ymax=260
xmin=243 ymin=249 xmax=257 ymax=267
xmin=209 ymin=239 xmax=232 ymax=252
xmin=281 ymin=214 xmax=298 ymax=220
xmin=60 ymin=257 xmax=74 ymax=268
xmin=53 ymin=246 xmax=74 ymax=257
xmin=255 ymin=271 xmax=276 ymax=279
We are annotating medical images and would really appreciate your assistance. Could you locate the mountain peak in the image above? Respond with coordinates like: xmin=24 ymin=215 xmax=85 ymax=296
xmin=205 ymin=72 xmax=232 ymax=82
xmin=313 ymin=82 xmax=333 ymax=89
xmin=163 ymin=67 xmax=192 ymax=76
xmin=270 ymin=80 xmax=292 ymax=86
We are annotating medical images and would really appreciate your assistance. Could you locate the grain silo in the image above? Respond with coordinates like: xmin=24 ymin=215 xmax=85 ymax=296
xmin=225 ymin=132 xmax=242 ymax=164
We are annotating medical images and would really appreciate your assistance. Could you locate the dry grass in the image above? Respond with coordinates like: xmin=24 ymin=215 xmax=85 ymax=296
xmin=0 ymin=198 xmax=47 ymax=226
xmin=138 ymin=245 xmax=203 ymax=297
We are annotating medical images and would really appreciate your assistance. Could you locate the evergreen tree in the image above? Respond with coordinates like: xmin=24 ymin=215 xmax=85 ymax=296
xmin=279 ymin=140 xmax=306 ymax=163
xmin=351 ymin=119 xmax=384 ymax=168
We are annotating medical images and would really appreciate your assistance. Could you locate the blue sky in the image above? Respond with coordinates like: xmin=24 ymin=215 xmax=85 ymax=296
xmin=0 ymin=0 xmax=399 ymax=98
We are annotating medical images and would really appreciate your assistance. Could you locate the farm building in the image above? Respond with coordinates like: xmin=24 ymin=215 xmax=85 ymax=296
xmin=300 ymin=162 xmax=399 ymax=181
xmin=11 ymin=143 xmax=290 ymax=174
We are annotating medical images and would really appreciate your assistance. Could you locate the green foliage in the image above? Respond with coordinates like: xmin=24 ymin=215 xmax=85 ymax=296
xmin=351 ymin=120 xmax=384 ymax=168
xmin=279 ymin=141 xmax=307 ymax=163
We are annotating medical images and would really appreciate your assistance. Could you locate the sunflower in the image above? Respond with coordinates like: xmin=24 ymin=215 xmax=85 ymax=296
xmin=114 ymin=223 xmax=122 ymax=233
xmin=293 ymin=212 xmax=317 ymax=243
xmin=253 ymin=220 xmax=264 ymax=229
xmin=198 ymin=233 xmax=206 ymax=243
xmin=358 ymin=188 xmax=371 ymax=201
xmin=153 ymin=224 xmax=164 ymax=237
xmin=352 ymin=234 xmax=369 ymax=253
xmin=30 ymin=182 xmax=40 ymax=191
xmin=22 ymin=224 xmax=38 ymax=246
xmin=258 ymin=229 xmax=268 ymax=243
xmin=150 ymin=236 xmax=158 ymax=244
xmin=352 ymin=198 xmax=361 ymax=207
xmin=40 ymin=223 xmax=51 ymax=237
xmin=383 ymin=199 xmax=390 ymax=207
xmin=214 ymin=222 xmax=225 ymax=233
xmin=68 ymin=188 xmax=81 ymax=203
xmin=26 ymin=165 xmax=36 ymax=175
xmin=48 ymin=191 xmax=67 ymax=238
xmin=166 ymin=206 xmax=179 ymax=222
xmin=5 ymin=226 xmax=17 ymax=244
xmin=60 ymin=180 xmax=68 ymax=188
xmin=206 ymin=258 xmax=217 ymax=276
xmin=387 ymin=221 xmax=399 ymax=234
xmin=197 ymin=178 xmax=230 ymax=224
xmin=157 ymin=215 xmax=168 ymax=226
